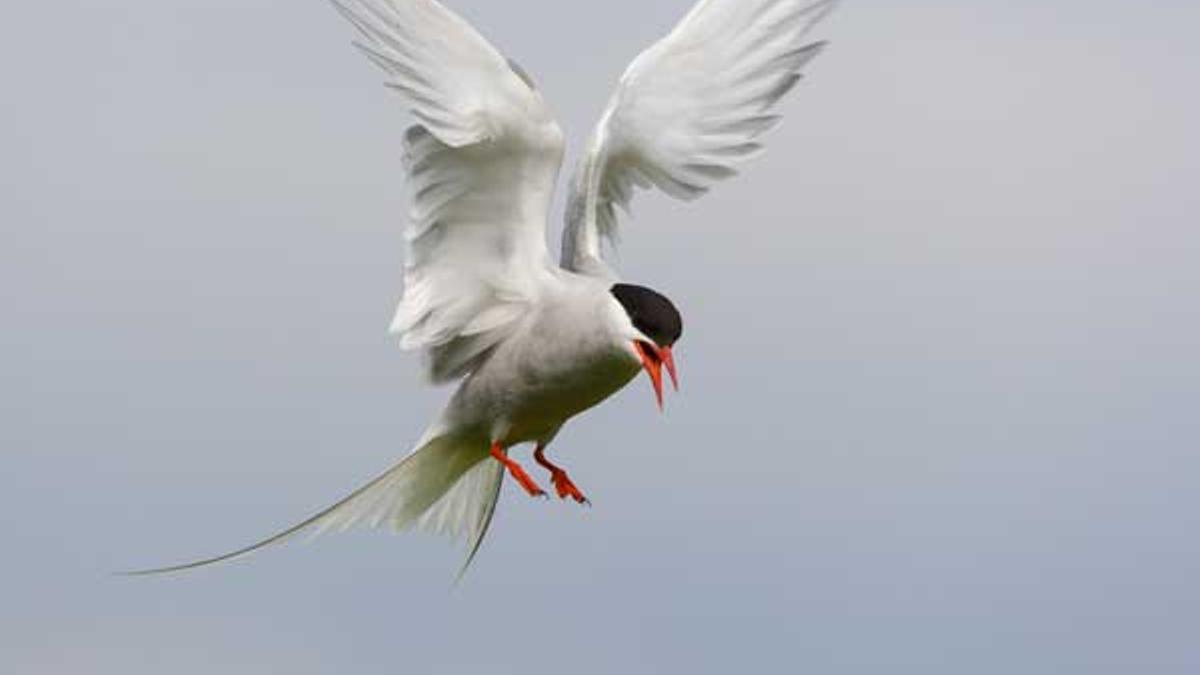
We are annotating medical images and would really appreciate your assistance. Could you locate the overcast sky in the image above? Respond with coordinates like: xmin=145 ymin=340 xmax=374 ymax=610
xmin=4 ymin=1 xmax=1200 ymax=673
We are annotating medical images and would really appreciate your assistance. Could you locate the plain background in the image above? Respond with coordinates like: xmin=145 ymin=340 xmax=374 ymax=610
xmin=4 ymin=1 xmax=1199 ymax=673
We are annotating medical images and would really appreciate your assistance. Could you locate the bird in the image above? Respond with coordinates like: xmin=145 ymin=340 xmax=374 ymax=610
xmin=126 ymin=0 xmax=837 ymax=577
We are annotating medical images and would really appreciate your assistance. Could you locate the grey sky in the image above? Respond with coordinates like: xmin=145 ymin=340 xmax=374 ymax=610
xmin=3 ymin=1 xmax=1199 ymax=673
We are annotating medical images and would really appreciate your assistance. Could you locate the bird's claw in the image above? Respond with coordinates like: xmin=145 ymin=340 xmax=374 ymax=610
xmin=491 ymin=445 xmax=547 ymax=498
xmin=512 ymin=469 xmax=547 ymax=499
xmin=551 ymin=471 xmax=590 ymax=505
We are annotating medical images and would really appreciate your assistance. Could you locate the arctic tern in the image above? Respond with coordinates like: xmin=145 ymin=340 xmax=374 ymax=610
xmin=128 ymin=0 xmax=837 ymax=576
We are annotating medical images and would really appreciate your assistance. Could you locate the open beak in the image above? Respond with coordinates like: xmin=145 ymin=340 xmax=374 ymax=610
xmin=661 ymin=345 xmax=679 ymax=392
xmin=633 ymin=341 xmax=678 ymax=411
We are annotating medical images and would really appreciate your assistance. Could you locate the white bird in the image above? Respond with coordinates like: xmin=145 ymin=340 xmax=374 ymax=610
xmin=128 ymin=0 xmax=837 ymax=576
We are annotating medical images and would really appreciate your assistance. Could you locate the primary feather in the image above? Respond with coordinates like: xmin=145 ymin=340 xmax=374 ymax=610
xmin=334 ymin=0 xmax=565 ymax=382
xmin=562 ymin=0 xmax=837 ymax=277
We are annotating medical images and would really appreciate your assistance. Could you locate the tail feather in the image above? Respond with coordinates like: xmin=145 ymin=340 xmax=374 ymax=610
xmin=417 ymin=456 xmax=506 ymax=579
xmin=121 ymin=433 xmax=503 ymax=576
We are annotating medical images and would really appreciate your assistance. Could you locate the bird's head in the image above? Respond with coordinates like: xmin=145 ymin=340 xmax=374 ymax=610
xmin=610 ymin=283 xmax=682 ymax=410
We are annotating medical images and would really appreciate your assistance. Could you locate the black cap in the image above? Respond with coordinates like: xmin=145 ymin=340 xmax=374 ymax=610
xmin=610 ymin=283 xmax=683 ymax=348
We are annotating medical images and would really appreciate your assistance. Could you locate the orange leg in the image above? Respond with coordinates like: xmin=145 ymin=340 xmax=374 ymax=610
xmin=534 ymin=444 xmax=589 ymax=505
xmin=490 ymin=442 xmax=546 ymax=498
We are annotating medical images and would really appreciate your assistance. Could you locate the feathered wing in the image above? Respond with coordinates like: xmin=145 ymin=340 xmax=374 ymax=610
xmin=122 ymin=433 xmax=504 ymax=576
xmin=334 ymin=0 xmax=565 ymax=381
xmin=561 ymin=0 xmax=837 ymax=277
xmin=121 ymin=0 xmax=571 ymax=576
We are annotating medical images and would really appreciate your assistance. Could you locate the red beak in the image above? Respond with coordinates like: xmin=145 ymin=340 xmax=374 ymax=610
xmin=661 ymin=345 xmax=679 ymax=392
xmin=633 ymin=341 xmax=678 ymax=411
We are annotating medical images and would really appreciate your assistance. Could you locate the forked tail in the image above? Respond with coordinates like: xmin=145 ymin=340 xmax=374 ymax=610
xmin=121 ymin=433 xmax=504 ymax=578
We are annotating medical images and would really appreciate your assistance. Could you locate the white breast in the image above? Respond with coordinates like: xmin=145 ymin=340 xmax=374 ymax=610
xmin=439 ymin=277 xmax=641 ymax=446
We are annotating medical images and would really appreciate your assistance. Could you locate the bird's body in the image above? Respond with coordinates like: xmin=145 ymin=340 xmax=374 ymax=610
xmin=128 ymin=0 xmax=837 ymax=576
xmin=436 ymin=274 xmax=642 ymax=450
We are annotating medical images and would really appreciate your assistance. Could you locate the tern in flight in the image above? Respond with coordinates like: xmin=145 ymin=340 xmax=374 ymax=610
xmin=129 ymin=0 xmax=837 ymax=576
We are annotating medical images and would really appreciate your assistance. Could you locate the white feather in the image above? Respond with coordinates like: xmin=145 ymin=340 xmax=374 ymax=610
xmin=122 ymin=432 xmax=502 ymax=576
xmin=334 ymin=0 xmax=566 ymax=382
xmin=561 ymin=0 xmax=837 ymax=276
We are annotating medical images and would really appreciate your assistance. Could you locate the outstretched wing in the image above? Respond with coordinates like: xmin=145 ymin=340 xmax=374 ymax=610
xmin=561 ymin=0 xmax=836 ymax=277
xmin=335 ymin=0 xmax=565 ymax=381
